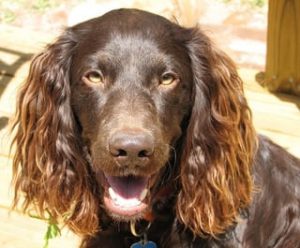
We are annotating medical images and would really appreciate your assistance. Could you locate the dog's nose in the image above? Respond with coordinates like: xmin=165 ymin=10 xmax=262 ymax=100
xmin=109 ymin=130 xmax=154 ymax=167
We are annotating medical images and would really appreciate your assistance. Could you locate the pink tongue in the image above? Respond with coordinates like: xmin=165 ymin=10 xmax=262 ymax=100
xmin=106 ymin=175 xmax=148 ymax=199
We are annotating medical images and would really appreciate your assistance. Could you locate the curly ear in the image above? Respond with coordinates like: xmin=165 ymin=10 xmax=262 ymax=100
xmin=177 ymin=28 xmax=257 ymax=236
xmin=12 ymin=30 xmax=99 ymax=235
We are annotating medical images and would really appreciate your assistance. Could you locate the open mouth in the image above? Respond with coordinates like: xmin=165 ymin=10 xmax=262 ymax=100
xmin=102 ymin=174 xmax=150 ymax=218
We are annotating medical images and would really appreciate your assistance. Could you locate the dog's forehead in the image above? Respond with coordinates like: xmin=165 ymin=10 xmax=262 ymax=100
xmin=90 ymin=8 xmax=176 ymax=35
xmin=102 ymin=33 xmax=164 ymax=63
xmin=71 ymin=9 xmax=192 ymax=81
xmin=72 ymin=9 xmax=187 ymax=57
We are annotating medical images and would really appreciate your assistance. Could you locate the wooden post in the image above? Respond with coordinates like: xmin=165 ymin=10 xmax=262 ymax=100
xmin=259 ymin=0 xmax=300 ymax=96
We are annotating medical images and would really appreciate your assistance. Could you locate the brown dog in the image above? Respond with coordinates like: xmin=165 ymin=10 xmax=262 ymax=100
xmin=12 ymin=9 xmax=300 ymax=247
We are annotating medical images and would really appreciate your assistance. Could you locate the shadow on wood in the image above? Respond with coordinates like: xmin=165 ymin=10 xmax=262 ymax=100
xmin=0 ymin=47 xmax=33 ymax=97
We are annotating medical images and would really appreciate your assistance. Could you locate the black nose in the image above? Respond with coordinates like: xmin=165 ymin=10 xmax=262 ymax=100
xmin=109 ymin=130 xmax=154 ymax=167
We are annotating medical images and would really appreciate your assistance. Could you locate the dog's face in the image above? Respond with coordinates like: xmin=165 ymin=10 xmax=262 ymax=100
xmin=14 ymin=8 xmax=255 ymax=236
xmin=70 ymin=10 xmax=193 ymax=220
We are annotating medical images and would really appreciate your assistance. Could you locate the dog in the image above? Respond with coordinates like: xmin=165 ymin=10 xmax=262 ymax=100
xmin=12 ymin=9 xmax=300 ymax=247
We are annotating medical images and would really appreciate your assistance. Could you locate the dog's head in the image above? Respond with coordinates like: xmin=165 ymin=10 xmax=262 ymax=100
xmin=13 ymin=9 xmax=256 ymax=236
xmin=69 ymin=10 xmax=193 ymax=221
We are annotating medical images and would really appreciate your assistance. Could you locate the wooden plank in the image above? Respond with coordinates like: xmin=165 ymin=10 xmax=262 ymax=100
xmin=0 ymin=25 xmax=54 ymax=55
xmin=239 ymin=68 xmax=269 ymax=93
xmin=0 ymin=73 xmax=27 ymax=115
xmin=0 ymin=25 xmax=50 ymax=80
xmin=0 ymin=121 xmax=14 ymax=158
xmin=241 ymin=68 xmax=300 ymax=106
xmin=0 ymin=156 xmax=13 ymax=208
xmin=259 ymin=129 xmax=300 ymax=158
xmin=0 ymin=164 xmax=80 ymax=247
xmin=245 ymin=89 xmax=300 ymax=109
xmin=0 ymin=158 xmax=80 ymax=247
xmin=0 ymin=208 xmax=80 ymax=248
xmin=242 ymin=69 xmax=300 ymax=154
xmin=0 ymin=48 xmax=33 ymax=77
xmin=247 ymin=92 xmax=300 ymax=137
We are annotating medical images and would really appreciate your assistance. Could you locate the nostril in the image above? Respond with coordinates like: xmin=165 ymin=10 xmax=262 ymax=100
xmin=138 ymin=149 xmax=153 ymax=158
xmin=138 ymin=150 xmax=147 ymax=158
xmin=117 ymin=149 xmax=127 ymax=157
xmin=110 ymin=148 xmax=127 ymax=157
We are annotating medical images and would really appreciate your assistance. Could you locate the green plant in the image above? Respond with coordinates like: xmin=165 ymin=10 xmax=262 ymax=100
xmin=242 ymin=0 xmax=266 ymax=7
xmin=33 ymin=0 xmax=55 ymax=12
xmin=219 ymin=0 xmax=266 ymax=8
xmin=1 ymin=10 xmax=16 ymax=23
xmin=29 ymin=212 xmax=61 ymax=248
xmin=43 ymin=220 xmax=61 ymax=248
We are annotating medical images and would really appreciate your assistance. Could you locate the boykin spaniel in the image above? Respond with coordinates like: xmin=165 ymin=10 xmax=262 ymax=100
xmin=12 ymin=9 xmax=300 ymax=247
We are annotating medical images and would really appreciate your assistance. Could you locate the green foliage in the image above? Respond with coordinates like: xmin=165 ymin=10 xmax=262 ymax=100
xmin=220 ymin=0 xmax=266 ymax=8
xmin=0 ymin=0 xmax=59 ymax=24
xmin=43 ymin=221 xmax=61 ymax=248
xmin=32 ymin=0 xmax=57 ymax=12
xmin=1 ymin=10 xmax=16 ymax=23
xmin=243 ymin=0 xmax=266 ymax=7
xmin=29 ymin=212 xmax=61 ymax=248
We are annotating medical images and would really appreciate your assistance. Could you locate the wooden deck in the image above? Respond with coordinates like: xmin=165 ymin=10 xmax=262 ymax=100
xmin=0 ymin=24 xmax=300 ymax=247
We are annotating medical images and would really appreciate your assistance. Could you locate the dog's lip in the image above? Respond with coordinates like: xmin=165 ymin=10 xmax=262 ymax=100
xmin=101 ymin=173 xmax=151 ymax=217
xmin=103 ymin=194 xmax=148 ymax=217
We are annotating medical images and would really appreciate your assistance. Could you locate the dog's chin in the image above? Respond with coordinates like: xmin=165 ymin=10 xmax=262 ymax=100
xmin=100 ymin=173 xmax=151 ymax=221
xmin=103 ymin=195 xmax=148 ymax=221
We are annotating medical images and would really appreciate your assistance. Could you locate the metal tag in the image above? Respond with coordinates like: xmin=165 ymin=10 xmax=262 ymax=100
xmin=130 ymin=240 xmax=157 ymax=248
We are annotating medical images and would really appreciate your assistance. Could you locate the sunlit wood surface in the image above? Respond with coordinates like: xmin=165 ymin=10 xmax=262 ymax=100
xmin=0 ymin=25 xmax=299 ymax=248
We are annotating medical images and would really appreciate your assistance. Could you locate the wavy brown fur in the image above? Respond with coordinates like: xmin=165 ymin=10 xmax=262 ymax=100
xmin=12 ymin=33 xmax=99 ymax=235
xmin=177 ymin=28 xmax=257 ymax=236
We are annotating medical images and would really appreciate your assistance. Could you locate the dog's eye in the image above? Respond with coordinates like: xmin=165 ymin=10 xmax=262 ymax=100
xmin=83 ymin=70 xmax=104 ymax=84
xmin=160 ymin=73 xmax=178 ymax=86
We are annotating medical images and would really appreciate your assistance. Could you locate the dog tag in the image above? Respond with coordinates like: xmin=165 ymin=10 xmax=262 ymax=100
xmin=130 ymin=241 xmax=157 ymax=248
xmin=130 ymin=221 xmax=157 ymax=248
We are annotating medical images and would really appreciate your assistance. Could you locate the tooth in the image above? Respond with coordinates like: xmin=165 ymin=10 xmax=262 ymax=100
xmin=139 ymin=189 xmax=148 ymax=201
xmin=109 ymin=187 xmax=146 ymax=207
xmin=128 ymin=199 xmax=141 ymax=207
xmin=108 ymin=187 xmax=117 ymax=201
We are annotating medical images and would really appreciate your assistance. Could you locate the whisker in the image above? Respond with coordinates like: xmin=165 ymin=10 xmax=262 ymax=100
xmin=155 ymin=144 xmax=178 ymax=187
